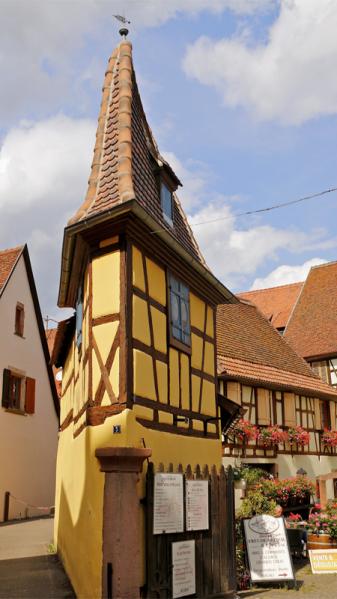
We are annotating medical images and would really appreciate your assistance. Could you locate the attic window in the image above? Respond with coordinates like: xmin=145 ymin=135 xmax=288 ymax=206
xmin=15 ymin=303 xmax=24 ymax=337
xmin=161 ymin=182 xmax=173 ymax=226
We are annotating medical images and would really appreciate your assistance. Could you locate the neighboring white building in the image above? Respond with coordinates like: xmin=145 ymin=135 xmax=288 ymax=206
xmin=0 ymin=244 xmax=59 ymax=521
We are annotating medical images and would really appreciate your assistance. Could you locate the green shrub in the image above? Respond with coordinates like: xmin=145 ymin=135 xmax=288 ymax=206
xmin=237 ymin=490 xmax=277 ymax=519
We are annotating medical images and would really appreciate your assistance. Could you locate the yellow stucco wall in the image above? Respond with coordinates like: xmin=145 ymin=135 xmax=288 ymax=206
xmin=55 ymin=408 xmax=222 ymax=598
xmin=56 ymin=243 xmax=222 ymax=598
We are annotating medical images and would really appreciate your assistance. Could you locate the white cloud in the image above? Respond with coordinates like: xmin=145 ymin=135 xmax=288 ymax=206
xmin=0 ymin=115 xmax=95 ymax=317
xmin=250 ymin=258 xmax=326 ymax=289
xmin=0 ymin=0 xmax=272 ymax=125
xmin=183 ymin=0 xmax=337 ymax=124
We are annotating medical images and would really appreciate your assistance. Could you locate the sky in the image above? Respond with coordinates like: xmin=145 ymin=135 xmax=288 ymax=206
xmin=0 ymin=0 xmax=336 ymax=321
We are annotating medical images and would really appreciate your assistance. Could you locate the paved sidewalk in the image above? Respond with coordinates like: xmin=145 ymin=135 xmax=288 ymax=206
xmin=0 ymin=518 xmax=74 ymax=598
xmin=239 ymin=560 xmax=337 ymax=598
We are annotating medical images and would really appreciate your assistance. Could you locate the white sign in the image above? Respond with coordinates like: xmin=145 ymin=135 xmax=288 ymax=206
xmin=186 ymin=480 xmax=209 ymax=531
xmin=243 ymin=515 xmax=294 ymax=582
xmin=172 ymin=540 xmax=196 ymax=598
xmin=153 ymin=473 xmax=184 ymax=535
xmin=309 ymin=549 xmax=337 ymax=574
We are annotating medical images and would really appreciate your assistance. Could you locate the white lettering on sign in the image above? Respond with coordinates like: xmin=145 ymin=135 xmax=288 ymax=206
xmin=172 ymin=540 xmax=196 ymax=598
xmin=186 ymin=480 xmax=209 ymax=531
xmin=153 ymin=473 xmax=184 ymax=535
xmin=243 ymin=515 xmax=294 ymax=582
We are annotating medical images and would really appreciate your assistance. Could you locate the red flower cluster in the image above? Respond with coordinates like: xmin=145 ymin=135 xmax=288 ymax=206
xmin=287 ymin=426 xmax=310 ymax=446
xmin=322 ymin=429 xmax=337 ymax=447
xmin=257 ymin=425 xmax=288 ymax=447
xmin=232 ymin=419 xmax=258 ymax=442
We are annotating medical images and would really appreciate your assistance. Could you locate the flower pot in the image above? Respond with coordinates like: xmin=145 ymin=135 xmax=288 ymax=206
xmin=234 ymin=479 xmax=247 ymax=490
xmin=307 ymin=533 xmax=337 ymax=551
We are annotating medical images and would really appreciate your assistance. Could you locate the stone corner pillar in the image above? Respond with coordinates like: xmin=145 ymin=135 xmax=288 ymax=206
xmin=95 ymin=447 xmax=152 ymax=599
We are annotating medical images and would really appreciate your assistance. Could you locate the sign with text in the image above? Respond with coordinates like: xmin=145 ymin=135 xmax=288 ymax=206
xmin=309 ymin=549 xmax=337 ymax=574
xmin=243 ymin=515 xmax=294 ymax=582
xmin=172 ymin=540 xmax=196 ymax=598
xmin=186 ymin=479 xmax=209 ymax=531
xmin=153 ymin=473 xmax=184 ymax=535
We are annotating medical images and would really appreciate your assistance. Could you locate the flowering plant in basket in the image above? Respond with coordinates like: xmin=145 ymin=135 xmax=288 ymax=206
xmin=257 ymin=425 xmax=288 ymax=446
xmin=307 ymin=512 xmax=337 ymax=540
xmin=288 ymin=425 xmax=310 ymax=446
xmin=322 ymin=429 xmax=337 ymax=448
xmin=231 ymin=419 xmax=258 ymax=442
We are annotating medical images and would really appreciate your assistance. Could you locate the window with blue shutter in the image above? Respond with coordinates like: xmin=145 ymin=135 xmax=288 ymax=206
xmin=169 ymin=274 xmax=190 ymax=346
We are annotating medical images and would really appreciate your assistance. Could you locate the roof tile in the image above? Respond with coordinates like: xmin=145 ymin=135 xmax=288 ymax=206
xmin=217 ymin=302 xmax=337 ymax=401
xmin=238 ymin=282 xmax=303 ymax=329
xmin=0 ymin=246 xmax=23 ymax=295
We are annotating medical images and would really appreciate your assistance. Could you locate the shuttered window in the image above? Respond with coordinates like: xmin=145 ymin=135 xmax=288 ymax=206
xmin=168 ymin=274 xmax=190 ymax=346
xmin=2 ymin=369 xmax=36 ymax=414
xmin=25 ymin=377 xmax=36 ymax=414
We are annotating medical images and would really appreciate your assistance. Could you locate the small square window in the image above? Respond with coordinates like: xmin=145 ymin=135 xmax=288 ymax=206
xmin=161 ymin=183 xmax=173 ymax=225
xmin=169 ymin=274 xmax=190 ymax=347
xmin=15 ymin=303 xmax=24 ymax=337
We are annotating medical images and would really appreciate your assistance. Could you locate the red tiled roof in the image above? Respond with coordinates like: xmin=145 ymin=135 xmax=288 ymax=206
xmin=0 ymin=246 xmax=23 ymax=295
xmin=216 ymin=302 xmax=337 ymax=401
xmin=238 ymin=282 xmax=303 ymax=329
xmin=69 ymin=40 xmax=204 ymax=266
xmin=285 ymin=261 xmax=337 ymax=359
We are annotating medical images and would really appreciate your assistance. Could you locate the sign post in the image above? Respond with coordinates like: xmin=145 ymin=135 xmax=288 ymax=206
xmin=243 ymin=515 xmax=295 ymax=585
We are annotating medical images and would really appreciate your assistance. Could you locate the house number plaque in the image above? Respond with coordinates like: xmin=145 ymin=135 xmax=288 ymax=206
xmin=153 ymin=473 xmax=184 ymax=534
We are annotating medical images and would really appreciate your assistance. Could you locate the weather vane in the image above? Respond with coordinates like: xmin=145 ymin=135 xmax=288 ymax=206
xmin=113 ymin=15 xmax=131 ymax=38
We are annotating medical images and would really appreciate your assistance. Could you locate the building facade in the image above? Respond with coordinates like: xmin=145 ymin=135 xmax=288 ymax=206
xmin=217 ymin=302 xmax=337 ymax=479
xmin=53 ymin=37 xmax=236 ymax=598
xmin=0 ymin=245 xmax=59 ymax=521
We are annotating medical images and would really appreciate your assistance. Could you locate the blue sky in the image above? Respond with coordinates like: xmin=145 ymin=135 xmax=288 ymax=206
xmin=0 ymin=0 xmax=336 ymax=319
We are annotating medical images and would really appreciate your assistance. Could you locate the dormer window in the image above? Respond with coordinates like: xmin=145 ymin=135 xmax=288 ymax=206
xmin=161 ymin=182 xmax=173 ymax=226
xmin=15 ymin=302 xmax=24 ymax=337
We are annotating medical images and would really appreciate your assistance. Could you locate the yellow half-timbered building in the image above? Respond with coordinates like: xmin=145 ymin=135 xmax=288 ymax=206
xmin=53 ymin=35 xmax=236 ymax=598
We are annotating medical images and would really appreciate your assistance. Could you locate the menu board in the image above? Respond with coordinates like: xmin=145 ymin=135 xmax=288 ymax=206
xmin=153 ymin=473 xmax=184 ymax=535
xmin=243 ymin=515 xmax=294 ymax=582
xmin=172 ymin=540 xmax=196 ymax=598
xmin=186 ymin=480 xmax=209 ymax=531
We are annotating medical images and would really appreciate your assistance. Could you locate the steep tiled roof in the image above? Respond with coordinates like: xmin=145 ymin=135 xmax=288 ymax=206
xmin=216 ymin=302 xmax=337 ymax=401
xmin=0 ymin=246 xmax=23 ymax=296
xmin=238 ymin=282 xmax=303 ymax=329
xmin=285 ymin=261 xmax=337 ymax=359
xmin=69 ymin=39 xmax=204 ymax=265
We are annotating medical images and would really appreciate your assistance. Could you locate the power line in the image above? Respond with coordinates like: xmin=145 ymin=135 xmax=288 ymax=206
xmin=190 ymin=186 xmax=337 ymax=228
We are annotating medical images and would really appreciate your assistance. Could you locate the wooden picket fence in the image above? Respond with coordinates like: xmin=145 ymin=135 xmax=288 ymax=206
xmin=143 ymin=462 xmax=236 ymax=598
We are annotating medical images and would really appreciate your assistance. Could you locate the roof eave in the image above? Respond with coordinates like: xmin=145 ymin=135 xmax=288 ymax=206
xmin=58 ymin=199 xmax=237 ymax=307
xmin=218 ymin=372 xmax=337 ymax=402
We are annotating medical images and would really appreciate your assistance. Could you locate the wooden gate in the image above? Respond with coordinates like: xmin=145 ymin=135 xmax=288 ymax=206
xmin=143 ymin=463 xmax=236 ymax=598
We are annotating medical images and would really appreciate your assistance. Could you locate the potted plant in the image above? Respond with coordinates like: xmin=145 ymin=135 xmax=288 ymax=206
xmin=307 ymin=510 xmax=337 ymax=550
xmin=288 ymin=425 xmax=310 ymax=447
xmin=231 ymin=419 xmax=258 ymax=444
xmin=322 ymin=429 xmax=337 ymax=449
xmin=257 ymin=425 xmax=288 ymax=447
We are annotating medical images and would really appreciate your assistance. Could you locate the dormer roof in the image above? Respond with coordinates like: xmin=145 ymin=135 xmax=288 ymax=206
xmin=68 ymin=40 xmax=203 ymax=265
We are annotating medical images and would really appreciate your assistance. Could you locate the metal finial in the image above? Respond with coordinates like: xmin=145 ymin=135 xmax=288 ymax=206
xmin=113 ymin=15 xmax=130 ymax=38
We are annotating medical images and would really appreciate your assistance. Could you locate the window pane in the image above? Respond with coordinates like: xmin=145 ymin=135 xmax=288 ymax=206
xmin=161 ymin=183 xmax=173 ymax=222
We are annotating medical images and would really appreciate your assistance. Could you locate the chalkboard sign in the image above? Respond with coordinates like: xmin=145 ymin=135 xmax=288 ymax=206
xmin=243 ymin=515 xmax=295 ymax=583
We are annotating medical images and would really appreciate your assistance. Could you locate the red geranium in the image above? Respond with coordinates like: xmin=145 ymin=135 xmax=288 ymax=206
xmin=288 ymin=426 xmax=310 ymax=446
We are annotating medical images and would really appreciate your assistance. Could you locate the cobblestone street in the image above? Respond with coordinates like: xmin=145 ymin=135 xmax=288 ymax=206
xmin=239 ymin=560 xmax=337 ymax=599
